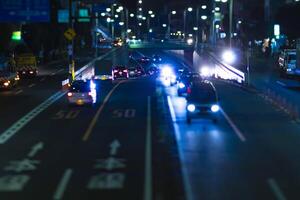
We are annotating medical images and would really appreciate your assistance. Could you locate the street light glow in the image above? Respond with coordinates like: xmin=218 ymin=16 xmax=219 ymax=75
xmin=127 ymin=29 xmax=132 ymax=33
xmin=215 ymin=7 xmax=220 ymax=11
xmin=193 ymin=27 xmax=198 ymax=31
xmin=162 ymin=24 xmax=167 ymax=27
xmin=106 ymin=8 xmax=111 ymax=12
xmin=148 ymin=10 xmax=153 ymax=15
xmin=130 ymin=13 xmax=135 ymax=17
xmin=101 ymin=12 xmax=106 ymax=17
xmin=118 ymin=6 xmax=123 ymax=11
xmin=201 ymin=5 xmax=207 ymax=9
xmin=222 ymin=50 xmax=236 ymax=64
xmin=119 ymin=22 xmax=124 ymax=26
xmin=149 ymin=29 xmax=153 ymax=33
xmin=187 ymin=7 xmax=193 ymax=12
xmin=201 ymin=15 xmax=208 ymax=20
xmin=138 ymin=0 xmax=142 ymax=4
xmin=171 ymin=10 xmax=176 ymax=15
xmin=151 ymin=14 xmax=155 ymax=18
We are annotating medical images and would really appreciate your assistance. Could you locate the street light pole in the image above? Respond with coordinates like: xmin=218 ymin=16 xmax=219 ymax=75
xmin=229 ymin=0 xmax=233 ymax=47
xmin=68 ymin=0 xmax=75 ymax=83
xmin=183 ymin=10 xmax=186 ymax=40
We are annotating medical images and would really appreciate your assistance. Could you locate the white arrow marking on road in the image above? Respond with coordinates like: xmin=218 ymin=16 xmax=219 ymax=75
xmin=110 ymin=140 xmax=121 ymax=156
xmin=27 ymin=142 xmax=44 ymax=158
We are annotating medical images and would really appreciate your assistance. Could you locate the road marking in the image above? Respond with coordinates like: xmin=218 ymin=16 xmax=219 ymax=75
xmin=27 ymin=142 xmax=44 ymax=158
xmin=82 ymin=81 xmax=124 ymax=141
xmin=53 ymin=169 xmax=73 ymax=200
xmin=28 ymin=84 xmax=35 ymax=88
xmin=166 ymin=95 xmax=193 ymax=200
xmin=220 ymin=109 xmax=246 ymax=142
xmin=276 ymin=81 xmax=286 ymax=87
xmin=40 ymin=77 xmax=46 ymax=82
xmin=15 ymin=90 xmax=23 ymax=95
xmin=55 ymin=69 xmax=65 ymax=74
xmin=268 ymin=178 xmax=287 ymax=200
xmin=0 ymin=91 xmax=65 ymax=144
xmin=110 ymin=140 xmax=121 ymax=156
xmin=144 ymin=96 xmax=152 ymax=200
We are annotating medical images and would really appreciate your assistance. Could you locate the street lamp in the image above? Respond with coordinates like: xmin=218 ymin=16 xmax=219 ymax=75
xmin=183 ymin=7 xmax=193 ymax=40
xmin=168 ymin=10 xmax=177 ymax=39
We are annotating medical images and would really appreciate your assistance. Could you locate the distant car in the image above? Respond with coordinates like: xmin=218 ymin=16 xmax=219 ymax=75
xmin=177 ymin=73 xmax=201 ymax=96
xmin=139 ymin=56 xmax=151 ymax=63
xmin=186 ymin=81 xmax=220 ymax=124
xmin=128 ymin=66 xmax=145 ymax=77
xmin=112 ymin=66 xmax=129 ymax=80
xmin=112 ymin=39 xmax=123 ymax=47
xmin=147 ymin=66 xmax=159 ymax=76
xmin=67 ymin=80 xmax=96 ymax=105
xmin=152 ymin=55 xmax=162 ymax=63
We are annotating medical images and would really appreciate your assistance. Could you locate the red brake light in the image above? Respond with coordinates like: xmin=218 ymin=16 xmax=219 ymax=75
xmin=187 ymin=87 xmax=191 ymax=94
xmin=67 ymin=92 xmax=73 ymax=97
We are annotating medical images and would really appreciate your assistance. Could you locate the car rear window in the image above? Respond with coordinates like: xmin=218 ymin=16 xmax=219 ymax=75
xmin=189 ymin=85 xmax=217 ymax=103
xmin=70 ymin=82 xmax=90 ymax=92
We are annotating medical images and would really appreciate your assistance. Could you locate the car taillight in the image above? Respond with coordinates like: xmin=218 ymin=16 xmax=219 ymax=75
xmin=187 ymin=87 xmax=191 ymax=94
xmin=113 ymin=70 xmax=118 ymax=73
xmin=67 ymin=92 xmax=73 ymax=97
xmin=123 ymin=69 xmax=128 ymax=72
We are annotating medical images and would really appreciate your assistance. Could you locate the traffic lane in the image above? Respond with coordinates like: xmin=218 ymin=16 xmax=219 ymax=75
xmin=0 ymin=79 xmax=115 ymax=200
xmin=214 ymin=81 xmax=300 ymax=198
xmin=164 ymin=84 xmax=275 ymax=200
xmin=60 ymin=78 xmax=155 ymax=200
xmin=0 ymin=48 xmax=123 ymax=140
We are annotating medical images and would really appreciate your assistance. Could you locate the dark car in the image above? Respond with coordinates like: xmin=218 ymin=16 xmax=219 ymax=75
xmin=112 ymin=66 xmax=129 ymax=80
xmin=177 ymin=72 xmax=201 ymax=96
xmin=186 ymin=81 xmax=220 ymax=124
xmin=152 ymin=54 xmax=162 ymax=63
xmin=67 ymin=80 xmax=96 ymax=105
xmin=128 ymin=66 xmax=145 ymax=77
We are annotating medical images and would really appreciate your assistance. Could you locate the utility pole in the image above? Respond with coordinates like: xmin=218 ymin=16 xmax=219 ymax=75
xmin=183 ymin=10 xmax=186 ymax=40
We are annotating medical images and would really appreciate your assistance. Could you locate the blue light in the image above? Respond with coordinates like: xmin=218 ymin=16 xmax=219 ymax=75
xmin=187 ymin=104 xmax=196 ymax=112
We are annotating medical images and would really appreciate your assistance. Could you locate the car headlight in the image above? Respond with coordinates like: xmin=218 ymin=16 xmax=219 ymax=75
xmin=3 ymin=82 xmax=10 ymax=87
xmin=211 ymin=104 xmax=220 ymax=113
xmin=179 ymin=82 xmax=185 ymax=89
xmin=200 ymin=67 xmax=211 ymax=77
xmin=187 ymin=104 xmax=196 ymax=112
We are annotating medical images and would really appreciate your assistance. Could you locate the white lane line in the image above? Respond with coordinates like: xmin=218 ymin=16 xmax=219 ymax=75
xmin=15 ymin=90 xmax=23 ymax=95
xmin=28 ymin=83 xmax=36 ymax=88
xmin=220 ymin=108 xmax=246 ymax=142
xmin=0 ymin=91 xmax=66 ymax=144
xmin=53 ymin=169 xmax=73 ymax=200
xmin=166 ymin=95 xmax=193 ymax=200
xmin=144 ymin=96 xmax=152 ymax=200
xmin=268 ymin=178 xmax=287 ymax=200
xmin=56 ymin=69 xmax=65 ymax=74
xmin=276 ymin=81 xmax=286 ymax=87
xmin=40 ymin=77 xmax=46 ymax=82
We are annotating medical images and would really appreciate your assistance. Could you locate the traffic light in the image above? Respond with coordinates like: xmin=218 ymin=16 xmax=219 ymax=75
xmin=11 ymin=31 xmax=21 ymax=41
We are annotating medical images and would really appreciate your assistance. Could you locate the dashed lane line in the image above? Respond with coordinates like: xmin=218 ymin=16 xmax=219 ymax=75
xmin=0 ymin=91 xmax=66 ymax=144
xmin=15 ymin=89 xmax=23 ymax=95
xmin=53 ymin=169 xmax=73 ymax=200
xmin=268 ymin=178 xmax=287 ymax=200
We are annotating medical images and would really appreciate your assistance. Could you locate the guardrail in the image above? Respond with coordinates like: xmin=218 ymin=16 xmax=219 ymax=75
xmin=208 ymin=52 xmax=245 ymax=84
xmin=61 ymin=48 xmax=118 ymax=89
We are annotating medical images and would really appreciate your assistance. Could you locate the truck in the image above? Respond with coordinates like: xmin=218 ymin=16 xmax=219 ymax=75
xmin=14 ymin=45 xmax=38 ymax=77
xmin=278 ymin=49 xmax=299 ymax=77
xmin=0 ymin=55 xmax=19 ymax=90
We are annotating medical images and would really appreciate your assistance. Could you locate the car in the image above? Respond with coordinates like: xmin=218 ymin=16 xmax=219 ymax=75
xmin=112 ymin=66 xmax=129 ymax=80
xmin=186 ymin=80 xmax=220 ymax=124
xmin=112 ymin=38 xmax=123 ymax=47
xmin=128 ymin=66 xmax=145 ymax=77
xmin=152 ymin=54 xmax=162 ymax=63
xmin=139 ymin=56 xmax=151 ymax=63
xmin=67 ymin=80 xmax=96 ymax=105
xmin=177 ymin=72 xmax=201 ymax=96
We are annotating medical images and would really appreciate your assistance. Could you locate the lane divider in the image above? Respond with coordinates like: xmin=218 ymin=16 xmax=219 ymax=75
xmin=53 ymin=169 xmax=73 ymax=200
xmin=144 ymin=96 xmax=152 ymax=200
xmin=0 ymin=91 xmax=66 ymax=144
xmin=28 ymin=83 xmax=36 ymax=88
xmin=15 ymin=89 xmax=23 ymax=95
xmin=82 ymin=81 xmax=124 ymax=141
xmin=268 ymin=178 xmax=287 ymax=200
xmin=220 ymin=108 xmax=246 ymax=142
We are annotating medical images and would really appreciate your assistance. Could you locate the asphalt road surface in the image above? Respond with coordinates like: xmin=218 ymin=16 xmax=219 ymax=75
xmin=1 ymin=47 xmax=300 ymax=200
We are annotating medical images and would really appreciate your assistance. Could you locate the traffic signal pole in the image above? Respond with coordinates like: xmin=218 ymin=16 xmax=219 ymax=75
xmin=68 ymin=0 xmax=75 ymax=84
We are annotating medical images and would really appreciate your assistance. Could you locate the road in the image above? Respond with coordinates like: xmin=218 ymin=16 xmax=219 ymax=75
xmin=0 ymin=46 xmax=300 ymax=200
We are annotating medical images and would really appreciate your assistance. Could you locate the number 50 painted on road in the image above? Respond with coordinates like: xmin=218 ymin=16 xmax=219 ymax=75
xmin=112 ymin=109 xmax=136 ymax=118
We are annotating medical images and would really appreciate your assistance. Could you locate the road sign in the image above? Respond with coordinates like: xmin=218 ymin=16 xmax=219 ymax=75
xmin=64 ymin=28 xmax=76 ymax=41
xmin=58 ymin=9 xmax=69 ymax=23
xmin=0 ymin=0 xmax=50 ymax=22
